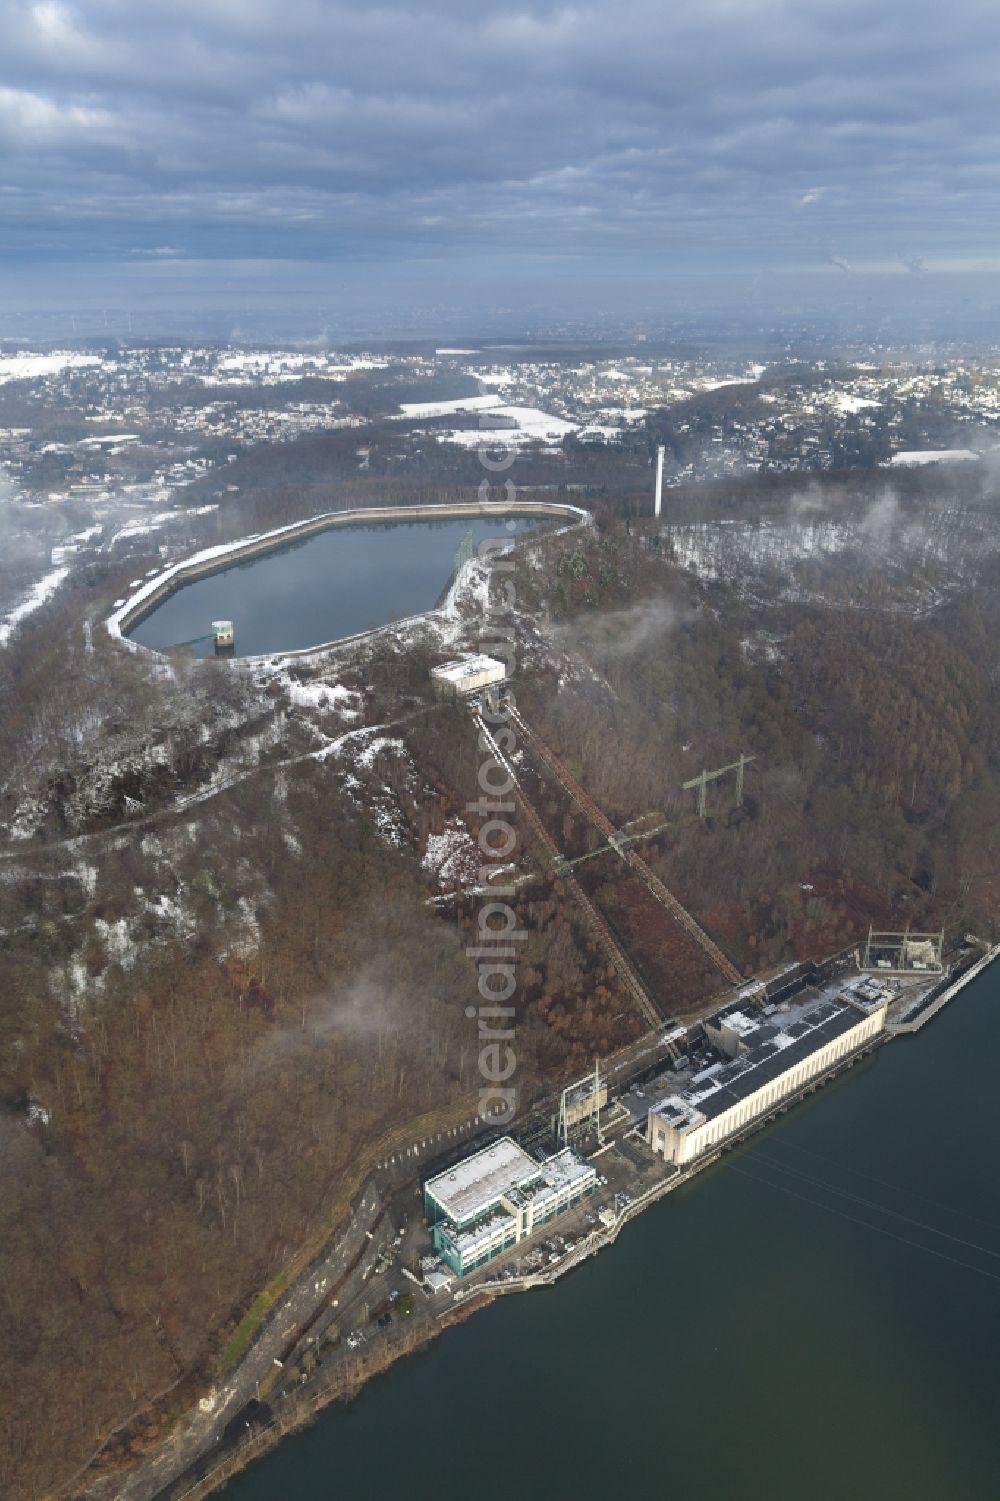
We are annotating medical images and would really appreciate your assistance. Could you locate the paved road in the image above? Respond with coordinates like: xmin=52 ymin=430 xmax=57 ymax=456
xmin=77 ymin=1034 xmax=686 ymax=1500
xmin=80 ymin=1182 xmax=388 ymax=1501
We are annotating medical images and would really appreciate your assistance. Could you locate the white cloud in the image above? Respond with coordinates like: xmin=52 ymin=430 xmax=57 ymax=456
xmin=0 ymin=85 xmax=113 ymax=141
xmin=0 ymin=0 xmax=997 ymax=279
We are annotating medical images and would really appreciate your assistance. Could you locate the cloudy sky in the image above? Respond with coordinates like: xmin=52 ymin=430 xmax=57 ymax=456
xmin=1 ymin=0 xmax=998 ymax=325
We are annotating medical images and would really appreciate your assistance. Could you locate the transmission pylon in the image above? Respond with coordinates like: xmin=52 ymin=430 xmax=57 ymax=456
xmin=683 ymin=753 xmax=756 ymax=820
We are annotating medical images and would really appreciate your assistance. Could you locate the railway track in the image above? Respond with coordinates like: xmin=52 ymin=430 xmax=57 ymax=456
xmin=506 ymin=705 xmax=742 ymax=986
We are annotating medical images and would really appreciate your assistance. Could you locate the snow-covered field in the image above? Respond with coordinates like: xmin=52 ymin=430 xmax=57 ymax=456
xmin=834 ymin=393 xmax=881 ymax=415
xmin=0 ymin=351 xmax=103 ymax=384
xmin=470 ymin=368 xmax=516 ymax=387
xmin=888 ymin=449 xmax=980 ymax=466
xmin=428 ymin=405 xmax=579 ymax=448
xmin=398 ymin=394 xmax=502 ymax=419
xmin=206 ymin=350 xmax=390 ymax=383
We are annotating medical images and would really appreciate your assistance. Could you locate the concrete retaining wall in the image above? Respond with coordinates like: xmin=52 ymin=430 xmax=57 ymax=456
xmin=108 ymin=500 xmax=589 ymax=651
xmin=890 ymin=944 xmax=1000 ymax=1034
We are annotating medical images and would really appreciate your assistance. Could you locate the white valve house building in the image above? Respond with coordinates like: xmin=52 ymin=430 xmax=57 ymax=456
xmin=430 ymin=654 xmax=506 ymax=697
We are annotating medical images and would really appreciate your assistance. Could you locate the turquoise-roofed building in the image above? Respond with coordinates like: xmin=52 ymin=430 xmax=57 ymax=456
xmin=424 ymin=1136 xmax=597 ymax=1276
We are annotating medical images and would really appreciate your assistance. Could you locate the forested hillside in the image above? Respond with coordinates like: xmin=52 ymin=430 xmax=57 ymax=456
xmin=0 ymin=558 xmax=642 ymax=1497
xmin=3 ymin=455 xmax=1000 ymax=1499
xmin=516 ymin=491 xmax=1000 ymax=970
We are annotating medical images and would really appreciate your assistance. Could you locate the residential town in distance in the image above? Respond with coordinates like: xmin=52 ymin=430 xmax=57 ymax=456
xmin=2 ymin=336 xmax=1000 ymax=630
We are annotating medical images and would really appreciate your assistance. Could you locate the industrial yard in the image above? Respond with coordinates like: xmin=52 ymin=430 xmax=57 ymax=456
xmin=145 ymin=935 xmax=994 ymax=1501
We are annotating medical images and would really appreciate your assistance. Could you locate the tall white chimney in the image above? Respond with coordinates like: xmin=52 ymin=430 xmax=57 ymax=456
xmin=654 ymin=444 xmax=665 ymax=518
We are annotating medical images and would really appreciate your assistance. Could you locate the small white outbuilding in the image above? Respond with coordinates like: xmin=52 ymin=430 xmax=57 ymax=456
xmin=430 ymin=654 xmax=506 ymax=697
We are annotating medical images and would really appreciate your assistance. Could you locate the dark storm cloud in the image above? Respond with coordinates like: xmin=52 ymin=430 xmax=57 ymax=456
xmin=0 ymin=0 xmax=998 ymax=275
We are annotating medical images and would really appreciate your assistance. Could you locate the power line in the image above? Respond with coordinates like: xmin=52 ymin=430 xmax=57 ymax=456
xmin=772 ymin=1137 xmax=1000 ymax=1235
xmin=727 ymin=1163 xmax=1000 ymax=1287
xmin=744 ymin=1148 xmax=1000 ymax=1262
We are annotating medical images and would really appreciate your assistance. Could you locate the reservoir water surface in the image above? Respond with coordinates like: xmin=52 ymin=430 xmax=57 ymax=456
xmin=128 ymin=515 xmax=543 ymax=657
xmin=220 ymin=966 xmax=1000 ymax=1501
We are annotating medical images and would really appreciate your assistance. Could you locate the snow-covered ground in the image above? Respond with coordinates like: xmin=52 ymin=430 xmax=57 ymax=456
xmin=598 ymin=406 xmax=647 ymax=423
xmin=354 ymin=734 xmax=406 ymax=770
xmin=0 ymin=352 xmax=103 ymax=384
xmin=697 ymin=375 xmax=761 ymax=392
xmin=334 ymin=732 xmax=415 ymax=848
xmin=275 ymin=672 xmax=361 ymax=716
xmin=888 ymin=449 xmax=980 ymax=466
xmin=470 ymin=368 xmax=516 ymax=387
xmin=422 ymin=820 xmax=479 ymax=888
xmin=834 ymin=393 xmax=881 ymax=415
xmin=205 ymin=350 xmax=389 ymax=383
xmin=429 ymin=405 xmax=579 ymax=448
xmin=0 ymin=565 xmax=70 ymax=646
xmin=398 ymin=394 xmax=502 ymax=419
xmin=668 ymin=502 xmax=996 ymax=605
xmin=109 ymin=503 xmax=218 ymax=546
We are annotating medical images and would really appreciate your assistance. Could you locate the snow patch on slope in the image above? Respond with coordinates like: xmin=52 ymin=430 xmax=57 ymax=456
xmin=0 ymin=566 xmax=70 ymax=646
xmin=422 ymin=821 xmax=479 ymax=888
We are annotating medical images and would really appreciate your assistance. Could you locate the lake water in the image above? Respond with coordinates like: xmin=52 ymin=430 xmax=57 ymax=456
xmin=128 ymin=515 xmax=542 ymax=657
xmin=220 ymin=966 xmax=1000 ymax=1501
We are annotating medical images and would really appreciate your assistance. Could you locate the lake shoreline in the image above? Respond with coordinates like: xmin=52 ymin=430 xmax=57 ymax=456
xmin=109 ymin=500 xmax=589 ymax=651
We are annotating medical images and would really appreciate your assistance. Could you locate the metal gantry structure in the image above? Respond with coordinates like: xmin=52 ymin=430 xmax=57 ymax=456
xmin=555 ymin=1060 xmax=607 ymax=1149
xmin=859 ymin=927 xmax=945 ymax=974
xmin=682 ymin=753 xmax=756 ymax=820
xmin=506 ymin=704 xmax=742 ymax=986
xmin=552 ymin=819 xmax=672 ymax=876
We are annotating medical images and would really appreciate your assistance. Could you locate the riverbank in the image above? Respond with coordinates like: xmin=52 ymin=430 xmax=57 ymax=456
xmin=123 ymin=1006 xmax=892 ymax=1500
xmin=888 ymin=942 xmax=1000 ymax=1034
xmin=208 ymin=955 xmax=1000 ymax=1501
xmin=80 ymin=945 xmax=997 ymax=1501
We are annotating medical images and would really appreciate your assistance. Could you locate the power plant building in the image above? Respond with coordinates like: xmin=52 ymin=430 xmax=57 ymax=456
xmin=424 ymin=1136 xmax=597 ymax=1277
xmin=648 ymin=996 xmax=887 ymax=1166
xmin=430 ymin=654 xmax=506 ymax=697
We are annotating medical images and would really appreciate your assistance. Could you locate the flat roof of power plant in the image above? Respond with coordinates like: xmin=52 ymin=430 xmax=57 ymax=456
xmin=707 ymin=1006 xmax=760 ymax=1039
xmin=431 ymin=654 xmax=506 ymax=685
xmin=425 ymin=1136 xmax=537 ymax=1225
xmin=653 ymin=998 xmax=879 ymax=1131
xmin=537 ymin=1147 xmax=595 ymax=1196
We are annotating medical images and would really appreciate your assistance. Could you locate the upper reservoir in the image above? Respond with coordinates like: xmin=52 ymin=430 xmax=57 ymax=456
xmin=126 ymin=514 xmax=544 ymax=658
